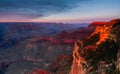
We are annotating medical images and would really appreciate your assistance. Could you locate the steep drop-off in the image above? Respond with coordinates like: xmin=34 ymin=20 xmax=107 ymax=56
xmin=70 ymin=19 xmax=120 ymax=74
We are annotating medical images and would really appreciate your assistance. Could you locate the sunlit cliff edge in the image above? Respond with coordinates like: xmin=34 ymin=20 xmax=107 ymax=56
xmin=70 ymin=19 xmax=120 ymax=74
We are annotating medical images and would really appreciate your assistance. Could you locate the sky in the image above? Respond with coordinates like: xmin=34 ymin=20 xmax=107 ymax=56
xmin=0 ymin=0 xmax=120 ymax=23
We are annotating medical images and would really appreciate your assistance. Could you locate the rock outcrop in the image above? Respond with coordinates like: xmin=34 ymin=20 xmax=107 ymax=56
xmin=70 ymin=19 xmax=120 ymax=74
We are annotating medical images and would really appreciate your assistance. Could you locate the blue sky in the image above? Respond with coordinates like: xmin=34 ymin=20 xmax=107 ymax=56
xmin=0 ymin=0 xmax=120 ymax=23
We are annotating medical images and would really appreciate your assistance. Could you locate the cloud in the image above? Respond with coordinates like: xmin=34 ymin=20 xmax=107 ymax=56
xmin=0 ymin=0 xmax=87 ymax=19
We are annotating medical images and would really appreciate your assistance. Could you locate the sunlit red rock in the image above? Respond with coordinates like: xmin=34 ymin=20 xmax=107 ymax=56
xmin=90 ymin=22 xmax=108 ymax=26
xmin=70 ymin=19 xmax=120 ymax=74
xmin=70 ymin=40 xmax=87 ymax=74
xmin=91 ymin=20 xmax=118 ymax=44
xmin=31 ymin=69 xmax=49 ymax=74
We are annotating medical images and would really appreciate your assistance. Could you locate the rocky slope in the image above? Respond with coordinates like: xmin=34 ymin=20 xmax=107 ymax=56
xmin=28 ymin=21 xmax=112 ymax=74
xmin=70 ymin=19 xmax=120 ymax=74
xmin=46 ymin=19 xmax=120 ymax=74
xmin=0 ymin=20 xmax=116 ymax=74
xmin=0 ymin=22 xmax=90 ymax=74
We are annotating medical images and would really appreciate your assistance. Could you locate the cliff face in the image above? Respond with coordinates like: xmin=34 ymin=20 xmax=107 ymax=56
xmin=70 ymin=41 xmax=87 ymax=74
xmin=91 ymin=20 xmax=119 ymax=45
xmin=70 ymin=19 xmax=120 ymax=74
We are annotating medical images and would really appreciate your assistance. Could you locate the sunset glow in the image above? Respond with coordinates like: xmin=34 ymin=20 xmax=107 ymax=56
xmin=0 ymin=0 xmax=120 ymax=23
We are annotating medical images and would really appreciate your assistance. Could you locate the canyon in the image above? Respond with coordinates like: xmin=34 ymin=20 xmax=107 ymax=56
xmin=0 ymin=19 xmax=120 ymax=74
